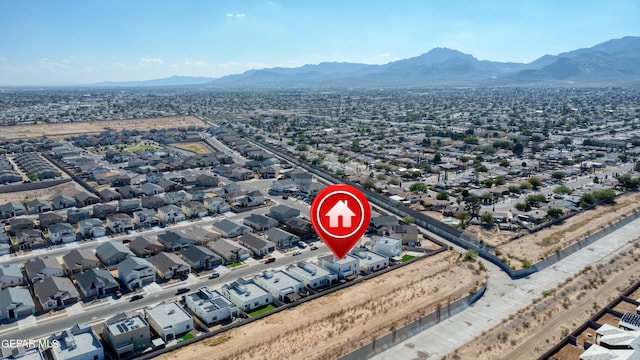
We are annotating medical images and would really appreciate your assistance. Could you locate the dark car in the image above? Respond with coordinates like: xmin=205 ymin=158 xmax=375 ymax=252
xmin=264 ymin=257 xmax=276 ymax=264
xmin=310 ymin=246 xmax=319 ymax=251
xmin=130 ymin=294 xmax=144 ymax=302
xmin=176 ymin=287 xmax=190 ymax=295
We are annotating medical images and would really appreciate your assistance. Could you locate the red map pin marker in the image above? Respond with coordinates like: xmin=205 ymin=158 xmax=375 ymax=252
xmin=310 ymin=184 xmax=371 ymax=259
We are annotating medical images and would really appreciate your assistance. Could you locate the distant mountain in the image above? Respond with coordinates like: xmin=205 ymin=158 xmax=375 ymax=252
xmin=203 ymin=36 xmax=640 ymax=88
xmin=92 ymin=75 xmax=215 ymax=87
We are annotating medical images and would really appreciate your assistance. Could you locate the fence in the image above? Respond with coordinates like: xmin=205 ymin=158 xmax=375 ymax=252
xmin=0 ymin=178 xmax=70 ymax=194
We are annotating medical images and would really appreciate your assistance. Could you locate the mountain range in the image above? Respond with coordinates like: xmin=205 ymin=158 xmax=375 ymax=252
xmin=96 ymin=36 xmax=640 ymax=88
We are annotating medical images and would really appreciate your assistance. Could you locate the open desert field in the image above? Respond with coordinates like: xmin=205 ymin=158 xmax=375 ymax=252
xmin=160 ymin=251 xmax=486 ymax=360
xmin=0 ymin=116 xmax=206 ymax=139
xmin=170 ymin=141 xmax=214 ymax=154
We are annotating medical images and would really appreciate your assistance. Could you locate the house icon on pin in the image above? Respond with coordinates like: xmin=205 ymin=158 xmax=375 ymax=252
xmin=325 ymin=200 xmax=356 ymax=228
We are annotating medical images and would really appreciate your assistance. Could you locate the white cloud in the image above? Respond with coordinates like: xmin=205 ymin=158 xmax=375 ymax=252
xmin=226 ymin=13 xmax=245 ymax=18
xmin=195 ymin=60 xmax=208 ymax=67
xmin=235 ymin=13 xmax=245 ymax=17
xmin=380 ymin=53 xmax=391 ymax=57
xmin=139 ymin=57 xmax=164 ymax=64
xmin=111 ymin=62 xmax=127 ymax=68
xmin=226 ymin=13 xmax=234 ymax=17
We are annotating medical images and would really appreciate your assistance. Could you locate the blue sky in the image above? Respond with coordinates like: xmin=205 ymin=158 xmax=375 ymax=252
xmin=1 ymin=0 xmax=638 ymax=85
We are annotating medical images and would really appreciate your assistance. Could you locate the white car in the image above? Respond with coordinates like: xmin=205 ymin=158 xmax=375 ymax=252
xmin=292 ymin=250 xmax=302 ymax=256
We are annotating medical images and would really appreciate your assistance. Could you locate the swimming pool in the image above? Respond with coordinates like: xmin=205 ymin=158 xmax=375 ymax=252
xmin=441 ymin=219 xmax=459 ymax=225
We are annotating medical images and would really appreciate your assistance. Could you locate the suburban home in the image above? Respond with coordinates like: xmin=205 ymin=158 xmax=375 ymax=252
xmin=213 ymin=165 xmax=233 ymax=177
xmin=258 ymin=166 xmax=277 ymax=179
xmin=222 ymin=277 xmax=273 ymax=312
xmin=132 ymin=209 xmax=160 ymax=229
xmin=0 ymin=287 xmax=36 ymax=321
xmin=239 ymin=233 xmax=275 ymax=257
xmin=243 ymin=214 xmax=279 ymax=232
xmin=51 ymin=195 xmax=77 ymax=210
xmin=106 ymin=213 xmax=135 ymax=233
xmin=241 ymin=190 xmax=265 ymax=207
xmin=144 ymin=301 xmax=194 ymax=342
xmin=164 ymin=191 xmax=187 ymax=206
xmin=103 ymin=312 xmax=151 ymax=359
xmin=180 ymin=245 xmax=223 ymax=271
xmin=48 ymin=324 xmax=105 ymax=360
xmin=203 ymin=197 xmax=229 ymax=214
xmin=0 ymin=264 xmax=25 ymax=289
xmin=98 ymin=188 xmax=122 ymax=202
xmin=0 ymin=201 xmax=26 ymax=219
xmin=95 ymin=241 xmax=133 ymax=268
xmin=254 ymin=270 xmax=304 ymax=303
xmin=271 ymin=178 xmax=296 ymax=193
xmin=211 ymin=219 xmax=251 ymax=238
xmin=319 ymin=254 xmax=360 ymax=280
xmin=116 ymin=185 xmax=144 ymax=199
xmin=369 ymin=216 xmax=398 ymax=235
xmin=25 ymin=199 xmax=52 ymax=214
xmin=286 ymin=169 xmax=312 ymax=186
xmin=141 ymin=182 xmax=164 ymax=196
xmin=300 ymin=182 xmax=326 ymax=197
xmin=13 ymin=229 xmax=47 ymax=251
xmin=157 ymin=231 xmax=195 ymax=252
xmin=264 ymin=227 xmax=300 ymax=248
xmin=117 ymin=257 xmax=156 ymax=291
xmin=195 ymin=173 xmax=219 ymax=188
xmin=181 ymin=200 xmax=207 ymax=218
xmin=8 ymin=217 xmax=36 ymax=234
xmin=25 ymin=256 xmax=64 ymax=283
xmin=389 ymin=224 xmax=419 ymax=245
xmin=268 ymin=205 xmax=300 ymax=224
xmin=74 ymin=191 xmax=100 ymax=207
xmin=38 ymin=212 xmax=64 ymax=229
xmin=185 ymin=287 xmax=238 ymax=325
xmin=351 ymin=249 xmax=389 ymax=273
xmin=148 ymin=252 xmax=190 ymax=280
xmin=284 ymin=217 xmax=315 ymax=239
xmin=220 ymin=182 xmax=241 ymax=195
xmin=372 ymin=236 xmax=403 ymax=258
xmin=157 ymin=204 xmax=186 ymax=224
xmin=48 ymin=222 xmax=76 ymax=244
xmin=66 ymin=207 xmax=90 ymax=224
xmin=286 ymin=261 xmax=337 ymax=289
xmin=129 ymin=236 xmax=164 ymax=257
xmin=208 ymin=239 xmax=252 ymax=264
xmin=92 ymin=204 xmax=117 ymax=220
xmin=62 ymin=249 xmax=100 ymax=274
xmin=179 ymin=226 xmax=221 ymax=245
xmin=75 ymin=268 xmax=120 ymax=298
xmin=141 ymin=195 xmax=166 ymax=209
xmin=118 ymin=198 xmax=141 ymax=213
xmin=34 ymin=276 xmax=80 ymax=311
xmin=185 ymin=189 xmax=205 ymax=202
xmin=77 ymin=218 xmax=107 ymax=238
xmin=0 ymin=234 xmax=8 ymax=256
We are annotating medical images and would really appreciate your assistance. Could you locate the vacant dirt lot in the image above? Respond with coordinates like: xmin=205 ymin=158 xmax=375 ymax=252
xmin=0 ymin=116 xmax=206 ymax=139
xmin=446 ymin=237 xmax=640 ymax=360
xmin=160 ymin=251 xmax=486 ymax=360
xmin=170 ymin=142 xmax=214 ymax=154
xmin=0 ymin=181 xmax=84 ymax=203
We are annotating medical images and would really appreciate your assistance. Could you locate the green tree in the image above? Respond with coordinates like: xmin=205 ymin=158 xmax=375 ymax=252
xmin=436 ymin=191 xmax=449 ymax=201
xmin=480 ymin=212 xmax=495 ymax=226
xmin=409 ymin=182 xmax=428 ymax=193
xmin=508 ymin=185 xmax=521 ymax=194
xmin=454 ymin=211 xmax=471 ymax=227
xmin=593 ymin=189 xmax=616 ymax=204
xmin=551 ymin=171 xmax=566 ymax=180
xmin=433 ymin=153 xmax=442 ymax=165
xmin=513 ymin=142 xmax=524 ymax=156
xmin=547 ymin=208 xmax=564 ymax=219
xmin=402 ymin=216 xmax=415 ymax=225
xmin=295 ymin=144 xmax=309 ymax=151
xmin=554 ymin=185 xmax=573 ymax=195
xmin=526 ymin=193 xmax=546 ymax=207
xmin=499 ymin=159 xmax=510 ymax=167
xmin=528 ymin=177 xmax=542 ymax=189
xmin=494 ymin=176 xmax=506 ymax=186
xmin=462 ymin=249 xmax=478 ymax=262
xmin=515 ymin=202 xmax=530 ymax=211
xmin=351 ymin=139 xmax=361 ymax=152
xmin=480 ymin=178 xmax=494 ymax=188
xmin=519 ymin=181 xmax=533 ymax=191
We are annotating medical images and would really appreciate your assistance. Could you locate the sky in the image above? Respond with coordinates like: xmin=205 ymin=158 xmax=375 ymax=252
xmin=1 ymin=0 xmax=639 ymax=85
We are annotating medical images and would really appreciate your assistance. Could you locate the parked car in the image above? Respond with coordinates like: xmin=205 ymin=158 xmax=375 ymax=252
xmin=297 ymin=242 xmax=307 ymax=249
xmin=264 ymin=257 xmax=276 ymax=264
xmin=292 ymin=250 xmax=302 ymax=256
xmin=208 ymin=272 xmax=220 ymax=279
xmin=130 ymin=294 xmax=144 ymax=302
xmin=115 ymin=290 xmax=122 ymax=298
xmin=176 ymin=287 xmax=190 ymax=295
xmin=310 ymin=246 xmax=319 ymax=251
xmin=282 ymin=195 xmax=289 ymax=200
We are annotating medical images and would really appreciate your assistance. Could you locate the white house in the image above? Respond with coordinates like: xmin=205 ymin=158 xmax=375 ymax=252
xmin=144 ymin=301 xmax=194 ymax=342
xmin=204 ymin=197 xmax=229 ymax=214
xmin=48 ymin=222 xmax=76 ymax=244
xmin=222 ymin=278 xmax=272 ymax=312
xmin=157 ymin=205 xmax=186 ymax=224
xmin=185 ymin=287 xmax=239 ymax=325
xmin=351 ymin=249 xmax=389 ymax=273
xmin=0 ymin=264 xmax=25 ymax=289
xmin=254 ymin=270 xmax=304 ymax=303
xmin=372 ymin=236 xmax=403 ymax=258
xmin=286 ymin=262 xmax=337 ymax=289
xmin=106 ymin=214 xmax=134 ymax=233
xmin=319 ymin=254 xmax=360 ymax=280
xmin=77 ymin=218 xmax=106 ymax=238
xmin=271 ymin=178 xmax=296 ymax=193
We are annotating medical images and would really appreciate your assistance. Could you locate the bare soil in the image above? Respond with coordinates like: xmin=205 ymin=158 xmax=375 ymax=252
xmin=0 ymin=116 xmax=206 ymax=139
xmin=159 ymin=251 xmax=486 ymax=360
xmin=0 ymin=181 xmax=85 ymax=203
xmin=170 ymin=142 xmax=214 ymax=154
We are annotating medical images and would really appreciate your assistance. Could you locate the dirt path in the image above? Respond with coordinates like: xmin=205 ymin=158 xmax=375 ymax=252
xmin=160 ymin=251 xmax=486 ymax=360
xmin=446 ymin=238 xmax=640 ymax=360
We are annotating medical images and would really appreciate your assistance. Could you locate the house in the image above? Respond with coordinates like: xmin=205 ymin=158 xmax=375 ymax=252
xmin=239 ymin=190 xmax=266 ymax=208
xmin=0 ymin=287 xmax=35 ymax=321
xmin=239 ymin=233 xmax=275 ymax=257
xmin=8 ymin=217 xmax=35 ymax=234
xmin=25 ymin=199 xmax=52 ymax=214
xmin=103 ymin=312 xmax=151 ymax=360
xmin=157 ymin=231 xmax=195 ymax=252
xmin=25 ymin=256 xmax=64 ymax=283
xmin=47 ymin=222 xmax=76 ymax=244
xmin=75 ymin=268 xmax=120 ymax=299
xmin=92 ymin=204 xmax=117 ymax=220
xmin=148 ymin=252 xmax=190 ymax=280
xmin=372 ymin=236 xmax=403 ymax=258
xmin=284 ymin=217 xmax=314 ymax=239
xmin=258 ymin=166 xmax=277 ymax=179
xmin=243 ymin=214 xmax=279 ymax=232
xmin=157 ymin=204 xmax=186 ymax=224
xmin=62 ymin=249 xmax=100 ymax=274
xmin=212 ymin=165 xmax=233 ymax=177
xmin=48 ymin=324 xmax=105 ymax=360
xmin=389 ymin=224 xmax=419 ymax=245
xmin=164 ymin=191 xmax=188 ymax=206
xmin=66 ymin=208 xmax=90 ymax=224
xmin=0 ymin=264 xmax=25 ymax=289
xmin=286 ymin=169 xmax=312 ymax=186
xmin=98 ymin=188 xmax=122 ymax=202
xmin=38 ymin=212 xmax=64 ymax=229
xmin=141 ymin=182 xmax=164 ymax=196
xmin=286 ymin=261 xmax=337 ymax=289
xmin=369 ymin=215 xmax=398 ymax=235
xmin=208 ymin=239 xmax=252 ymax=264
xmin=300 ymin=182 xmax=326 ymax=197
xmin=33 ymin=276 xmax=79 ymax=311
xmin=319 ymin=254 xmax=360 ymax=280
xmin=179 ymin=226 xmax=221 ymax=245
xmin=212 ymin=219 xmax=251 ymax=238
xmin=117 ymin=257 xmax=155 ymax=291
xmin=13 ymin=229 xmax=46 ymax=251
xmin=144 ymin=301 xmax=194 ymax=342
xmin=264 ymin=227 xmax=300 ymax=248
xmin=132 ymin=209 xmax=160 ymax=229
xmin=351 ymin=249 xmax=389 ymax=273
xmin=51 ymin=195 xmax=77 ymax=210
xmin=271 ymin=178 xmax=296 ymax=193
xmin=204 ymin=197 xmax=229 ymax=214
xmin=181 ymin=200 xmax=207 ymax=218
xmin=180 ymin=245 xmax=223 ymax=270
xmin=0 ymin=201 xmax=26 ymax=219
xmin=185 ymin=287 xmax=238 ymax=325
xmin=222 ymin=277 xmax=273 ymax=312
xmin=195 ymin=173 xmax=219 ymax=188
xmin=116 ymin=185 xmax=143 ymax=199
xmin=129 ymin=236 xmax=164 ymax=258
xmin=106 ymin=213 xmax=134 ymax=234
xmin=74 ymin=191 xmax=100 ymax=207
xmin=220 ymin=183 xmax=241 ymax=195
xmin=118 ymin=198 xmax=141 ymax=213
xmin=141 ymin=195 xmax=165 ymax=209
xmin=95 ymin=242 xmax=133 ymax=268
xmin=185 ymin=189 xmax=205 ymax=202
xmin=254 ymin=270 xmax=304 ymax=303
xmin=268 ymin=205 xmax=300 ymax=224
xmin=77 ymin=218 xmax=106 ymax=238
